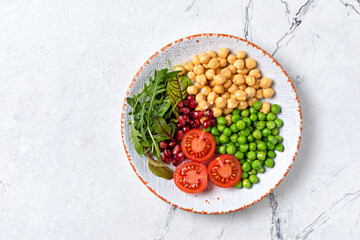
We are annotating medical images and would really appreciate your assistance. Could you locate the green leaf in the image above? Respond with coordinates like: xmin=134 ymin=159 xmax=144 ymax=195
xmin=152 ymin=116 xmax=175 ymax=140
xmin=166 ymin=75 xmax=192 ymax=106
xmin=127 ymin=97 xmax=136 ymax=108
xmin=148 ymin=156 xmax=174 ymax=180
xmin=130 ymin=123 xmax=143 ymax=156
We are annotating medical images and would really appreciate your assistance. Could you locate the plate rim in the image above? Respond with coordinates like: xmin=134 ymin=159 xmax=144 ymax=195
xmin=121 ymin=33 xmax=303 ymax=214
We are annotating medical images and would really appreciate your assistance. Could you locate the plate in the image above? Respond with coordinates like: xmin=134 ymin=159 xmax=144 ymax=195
xmin=121 ymin=33 xmax=302 ymax=214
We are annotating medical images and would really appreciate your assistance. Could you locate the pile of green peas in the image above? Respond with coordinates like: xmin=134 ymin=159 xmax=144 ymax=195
xmin=203 ymin=101 xmax=284 ymax=189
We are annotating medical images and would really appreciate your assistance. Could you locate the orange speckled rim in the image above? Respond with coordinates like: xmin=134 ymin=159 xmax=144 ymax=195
xmin=121 ymin=33 xmax=303 ymax=214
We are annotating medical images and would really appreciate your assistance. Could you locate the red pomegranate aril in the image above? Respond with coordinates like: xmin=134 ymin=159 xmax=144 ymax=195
xmin=175 ymin=152 xmax=185 ymax=161
xmin=193 ymin=110 xmax=203 ymax=119
xmin=179 ymin=107 xmax=190 ymax=115
xmin=189 ymin=119 xmax=195 ymax=125
xmin=177 ymin=101 xmax=184 ymax=108
xmin=203 ymin=120 xmax=211 ymax=129
xmin=164 ymin=149 xmax=172 ymax=158
xmin=209 ymin=118 xmax=216 ymax=126
xmin=159 ymin=141 xmax=168 ymax=150
xmin=194 ymin=119 xmax=200 ymax=128
xmin=183 ymin=100 xmax=189 ymax=106
xmin=189 ymin=100 xmax=197 ymax=109
xmin=161 ymin=154 xmax=171 ymax=164
xmin=205 ymin=109 xmax=213 ymax=119
xmin=183 ymin=115 xmax=190 ymax=123
xmin=178 ymin=115 xmax=187 ymax=126
xmin=176 ymin=130 xmax=185 ymax=141
xmin=168 ymin=141 xmax=176 ymax=148
xmin=172 ymin=159 xmax=179 ymax=166
xmin=182 ymin=125 xmax=190 ymax=133
xmin=172 ymin=144 xmax=181 ymax=155
xmin=187 ymin=95 xmax=195 ymax=101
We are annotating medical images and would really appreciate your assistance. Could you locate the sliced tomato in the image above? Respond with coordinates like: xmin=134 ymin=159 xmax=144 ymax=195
xmin=174 ymin=161 xmax=208 ymax=194
xmin=208 ymin=154 xmax=242 ymax=188
xmin=181 ymin=128 xmax=216 ymax=162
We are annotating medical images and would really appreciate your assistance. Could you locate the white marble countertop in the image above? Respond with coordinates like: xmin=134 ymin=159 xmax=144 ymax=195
xmin=1 ymin=0 xmax=360 ymax=239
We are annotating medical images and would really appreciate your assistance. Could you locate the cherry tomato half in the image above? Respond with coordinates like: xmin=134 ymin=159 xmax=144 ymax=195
xmin=174 ymin=161 xmax=208 ymax=194
xmin=208 ymin=154 xmax=242 ymax=188
xmin=181 ymin=128 xmax=216 ymax=162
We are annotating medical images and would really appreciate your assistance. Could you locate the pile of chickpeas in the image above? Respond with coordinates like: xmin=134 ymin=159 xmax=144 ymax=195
xmin=174 ymin=48 xmax=274 ymax=118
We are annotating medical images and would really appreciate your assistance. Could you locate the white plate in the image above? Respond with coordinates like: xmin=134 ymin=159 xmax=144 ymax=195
xmin=121 ymin=34 xmax=302 ymax=214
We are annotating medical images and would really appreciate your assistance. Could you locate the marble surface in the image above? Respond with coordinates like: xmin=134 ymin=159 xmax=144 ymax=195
xmin=0 ymin=0 xmax=359 ymax=239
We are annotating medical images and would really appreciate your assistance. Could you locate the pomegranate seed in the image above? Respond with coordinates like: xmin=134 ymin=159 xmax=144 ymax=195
xmin=189 ymin=119 xmax=195 ymax=125
xmin=164 ymin=149 xmax=172 ymax=158
xmin=159 ymin=141 xmax=168 ymax=150
xmin=177 ymin=101 xmax=184 ymax=108
xmin=194 ymin=119 xmax=200 ymax=128
xmin=193 ymin=110 xmax=203 ymax=119
xmin=182 ymin=125 xmax=190 ymax=133
xmin=209 ymin=118 xmax=216 ymax=126
xmin=183 ymin=115 xmax=190 ymax=123
xmin=187 ymin=95 xmax=195 ymax=101
xmin=175 ymin=152 xmax=185 ymax=161
xmin=168 ymin=141 xmax=176 ymax=148
xmin=172 ymin=159 xmax=179 ymax=166
xmin=176 ymin=130 xmax=184 ymax=141
xmin=172 ymin=144 xmax=181 ymax=155
xmin=179 ymin=107 xmax=190 ymax=115
xmin=183 ymin=100 xmax=189 ymax=106
xmin=161 ymin=154 xmax=171 ymax=164
xmin=189 ymin=100 xmax=197 ymax=109
xmin=203 ymin=120 xmax=211 ymax=129
xmin=178 ymin=115 xmax=186 ymax=127
xmin=205 ymin=109 xmax=213 ymax=119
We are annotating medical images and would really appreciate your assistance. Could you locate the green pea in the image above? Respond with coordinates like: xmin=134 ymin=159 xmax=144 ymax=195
xmin=247 ymin=151 xmax=256 ymax=160
xmin=235 ymin=143 xmax=240 ymax=147
xmin=271 ymin=128 xmax=279 ymax=135
xmin=233 ymin=109 xmax=241 ymax=115
xmin=241 ymin=172 xmax=248 ymax=179
xmin=246 ymin=158 xmax=254 ymax=164
xmin=257 ymin=151 xmax=266 ymax=161
xmin=268 ymin=135 xmax=278 ymax=145
xmin=249 ymin=142 xmax=257 ymax=151
xmin=203 ymin=127 xmax=211 ymax=132
xmin=227 ymin=145 xmax=237 ymax=155
xmin=243 ymin=179 xmax=252 ymax=188
xmin=275 ymin=135 xmax=283 ymax=143
xmin=235 ymin=151 xmax=244 ymax=160
xmin=243 ymin=117 xmax=251 ymax=127
xmin=219 ymin=145 xmax=226 ymax=154
xmin=232 ymin=114 xmax=241 ymax=123
xmin=253 ymin=129 xmax=262 ymax=139
xmin=265 ymin=158 xmax=274 ymax=168
xmin=274 ymin=119 xmax=283 ymax=128
xmin=266 ymin=112 xmax=276 ymax=121
xmin=238 ymin=135 xmax=247 ymax=144
xmin=234 ymin=181 xmax=243 ymax=189
xmin=266 ymin=121 xmax=276 ymax=129
xmin=230 ymin=124 xmax=239 ymax=133
xmin=236 ymin=120 xmax=246 ymax=131
xmin=267 ymin=150 xmax=276 ymax=158
xmin=227 ymin=142 xmax=235 ymax=147
xmin=248 ymin=169 xmax=257 ymax=175
xmin=230 ymin=133 xmax=238 ymax=143
xmin=257 ymin=166 xmax=265 ymax=173
xmin=223 ymin=128 xmax=232 ymax=137
xmin=257 ymin=141 xmax=267 ymax=151
xmin=239 ymin=143 xmax=249 ymax=153
xmin=242 ymin=162 xmax=251 ymax=172
xmin=271 ymin=104 xmax=281 ymax=114
xmin=249 ymin=107 xmax=258 ymax=114
xmin=252 ymin=160 xmax=262 ymax=170
xmin=250 ymin=113 xmax=258 ymax=121
xmin=255 ymin=121 xmax=266 ymax=130
xmin=248 ymin=126 xmax=254 ymax=132
xmin=214 ymin=136 xmax=220 ymax=145
xmin=249 ymin=174 xmax=259 ymax=183
xmin=220 ymin=135 xmax=230 ymax=144
xmin=257 ymin=112 xmax=266 ymax=121
xmin=267 ymin=142 xmax=275 ymax=150
xmin=275 ymin=143 xmax=284 ymax=152
xmin=217 ymin=124 xmax=226 ymax=132
xmin=240 ymin=128 xmax=250 ymax=137
xmin=211 ymin=127 xmax=220 ymax=136
xmin=253 ymin=101 xmax=262 ymax=110
xmin=247 ymin=134 xmax=255 ymax=142
xmin=262 ymin=128 xmax=271 ymax=137
xmin=241 ymin=109 xmax=250 ymax=117
xmin=255 ymin=139 xmax=261 ymax=144
xmin=217 ymin=116 xmax=226 ymax=125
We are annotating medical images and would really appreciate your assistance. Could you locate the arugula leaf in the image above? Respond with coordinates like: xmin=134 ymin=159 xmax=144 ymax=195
xmin=147 ymin=152 xmax=174 ymax=180
xmin=166 ymin=75 xmax=192 ymax=106
xmin=130 ymin=117 xmax=143 ymax=156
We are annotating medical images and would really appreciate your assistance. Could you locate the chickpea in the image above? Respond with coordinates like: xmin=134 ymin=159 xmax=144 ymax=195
xmin=174 ymin=66 xmax=185 ymax=75
xmin=188 ymin=71 xmax=196 ymax=80
xmin=213 ymin=84 xmax=225 ymax=94
xmin=255 ymin=89 xmax=263 ymax=99
xmin=245 ymin=58 xmax=256 ymax=69
xmin=218 ymin=47 xmax=230 ymax=58
xmin=260 ymin=77 xmax=272 ymax=88
xmin=200 ymin=116 xmax=208 ymax=124
xmin=233 ymin=74 xmax=245 ymax=85
xmin=236 ymin=50 xmax=246 ymax=59
xmin=199 ymin=52 xmax=211 ymax=64
xmin=234 ymin=90 xmax=246 ymax=101
xmin=223 ymin=108 xmax=233 ymax=115
xmin=230 ymin=93 xmax=237 ymax=99
xmin=212 ymin=107 xmax=223 ymax=118
xmin=253 ymin=79 xmax=260 ymax=89
xmin=207 ymin=58 xmax=220 ymax=70
xmin=248 ymin=69 xmax=261 ymax=79
xmin=198 ymin=99 xmax=210 ymax=110
xmin=221 ymin=68 xmax=232 ymax=79
xmin=193 ymin=65 xmax=204 ymax=75
xmin=201 ymin=86 xmax=211 ymax=96
xmin=187 ymin=86 xmax=198 ymax=95
xmin=227 ymin=54 xmax=237 ymax=64
xmin=221 ymin=92 xmax=231 ymax=100
xmin=227 ymin=98 xmax=238 ymax=109
xmin=208 ymin=80 xmax=216 ymax=87
xmin=215 ymin=97 xmax=226 ymax=109
xmin=227 ymin=65 xmax=237 ymax=74
xmin=225 ymin=114 xmax=232 ymax=126
xmin=260 ymin=102 xmax=271 ymax=114
xmin=228 ymin=84 xmax=239 ymax=94
xmin=215 ymin=67 xmax=223 ymax=74
xmin=202 ymin=63 xmax=209 ymax=69
xmin=195 ymin=93 xmax=206 ymax=102
xmin=237 ymin=101 xmax=248 ymax=110
xmin=218 ymin=58 xmax=227 ymax=67
xmin=195 ymin=74 xmax=207 ymax=86
xmin=245 ymin=87 xmax=256 ymax=98
xmin=239 ymin=84 xmax=246 ymax=91
xmin=224 ymin=80 xmax=232 ymax=89
xmin=213 ymin=74 xmax=227 ymax=84
xmin=195 ymin=106 xmax=202 ymax=111
xmin=245 ymin=75 xmax=256 ymax=86
xmin=207 ymin=91 xmax=218 ymax=105
xmin=237 ymin=67 xmax=249 ymax=75
xmin=195 ymin=83 xmax=204 ymax=89
xmin=206 ymin=50 xmax=218 ymax=58
xmin=205 ymin=69 xmax=216 ymax=80
xmin=234 ymin=59 xmax=245 ymax=70
xmin=184 ymin=61 xmax=194 ymax=71
xmin=263 ymin=88 xmax=275 ymax=98
xmin=247 ymin=97 xmax=258 ymax=106
xmin=192 ymin=55 xmax=200 ymax=65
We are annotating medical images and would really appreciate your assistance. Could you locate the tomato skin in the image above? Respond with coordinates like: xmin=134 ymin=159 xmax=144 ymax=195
xmin=208 ymin=154 xmax=242 ymax=188
xmin=181 ymin=128 xmax=216 ymax=162
xmin=174 ymin=161 xmax=208 ymax=194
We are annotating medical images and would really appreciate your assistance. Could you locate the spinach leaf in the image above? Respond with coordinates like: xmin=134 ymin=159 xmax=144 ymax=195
xmin=147 ymin=152 xmax=174 ymax=180
xmin=166 ymin=75 xmax=192 ymax=107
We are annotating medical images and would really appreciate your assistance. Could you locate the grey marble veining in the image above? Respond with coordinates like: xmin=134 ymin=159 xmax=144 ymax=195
xmin=0 ymin=0 xmax=360 ymax=239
